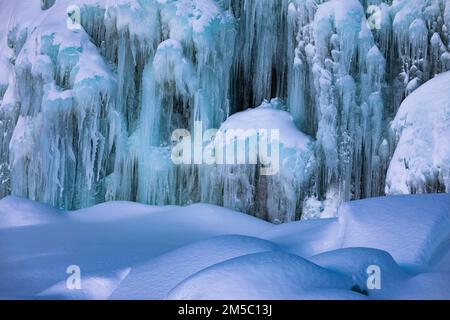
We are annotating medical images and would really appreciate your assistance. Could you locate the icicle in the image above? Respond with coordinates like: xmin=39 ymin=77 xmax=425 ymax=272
xmin=229 ymin=0 xmax=290 ymax=111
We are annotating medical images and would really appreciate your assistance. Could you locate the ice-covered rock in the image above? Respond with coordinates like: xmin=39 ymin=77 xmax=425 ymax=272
xmin=203 ymin=99 xmax=316 ymax=222
xmin=386 ymin=71 xmax=450 ymax=195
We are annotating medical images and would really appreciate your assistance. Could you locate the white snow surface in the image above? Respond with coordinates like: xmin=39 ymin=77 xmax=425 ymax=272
xmin=219 ymin=100 xmax=313 ymax=150
xmin=1 ymin=194 xmax=449 ymax=300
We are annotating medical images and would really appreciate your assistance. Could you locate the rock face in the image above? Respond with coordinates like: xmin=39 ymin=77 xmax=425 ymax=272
xmin=0 ymin=0 xmax=449 ymax=221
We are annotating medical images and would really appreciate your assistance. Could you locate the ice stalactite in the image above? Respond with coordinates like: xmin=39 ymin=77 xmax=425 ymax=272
xmin=227 ymin=0 xmax=291 ymax=112
xmin=1 ymin=1 xmax=118 ymax=208
xmin=287 ymin=0 xmax=387 ymax=206
xmin=285 ymin=0 xmax=450 ymax=212
xmin=0 ymin=0 xmax=237 ymax=209
xmin=0 ymin=62 xmax=15 ymax=197
xmin=389 ymin=0 xmax=450 ymax=108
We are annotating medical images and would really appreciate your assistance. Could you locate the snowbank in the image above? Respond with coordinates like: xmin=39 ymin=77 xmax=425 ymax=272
xmin=111 ymin=235 xmax=278 ymax=300
xmin=0 ymin=196 xmax=62 ymax=229
xmin=260 ymin=218 xmax=340 ymax=257
xmin=0 ymin=197 xmax=270 ymax=299
xmin=310 ymin=248 xmax=410 ymax=298
xmin=205 ymin=100 xmax=317 ymax=222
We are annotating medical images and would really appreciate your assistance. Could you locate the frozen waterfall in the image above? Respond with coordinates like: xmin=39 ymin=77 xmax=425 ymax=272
xmin=0 ymin=0 xmax=449 ymax=222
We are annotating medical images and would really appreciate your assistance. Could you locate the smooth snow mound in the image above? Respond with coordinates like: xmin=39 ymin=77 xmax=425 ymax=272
xmin=111 ymin=235 xmax=278 ymax=300
xmin=310 ymin=248 xmax=410 ymax=298
xmin=219 ymin=99 xmax=313 ymax=150
xmin=386 ymin=71 xmax=450 ymax=194
xmin=338 ymin=194 xmax=450 ymax=268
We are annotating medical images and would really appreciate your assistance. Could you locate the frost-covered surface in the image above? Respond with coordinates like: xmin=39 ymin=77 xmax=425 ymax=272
xmin=0 ymin=194 xmax=449 ymax=300
xmin=1 ymin=0 xmax=449 ymax=222
xmin=386 ymin=71 xmax=450 ymax=195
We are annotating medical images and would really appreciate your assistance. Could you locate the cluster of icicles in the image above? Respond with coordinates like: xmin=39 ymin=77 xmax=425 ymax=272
xmin=0 ymin=0 xmax=449 ymax=221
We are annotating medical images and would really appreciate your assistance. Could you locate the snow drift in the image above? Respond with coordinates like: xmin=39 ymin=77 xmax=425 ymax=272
xmin=0 ymin=194 xmax=449 ymax=300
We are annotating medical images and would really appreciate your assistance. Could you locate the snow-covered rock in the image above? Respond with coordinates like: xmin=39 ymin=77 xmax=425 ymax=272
xmin=386 ymin=71 xmax=450 ymax=195
xmin=310 ymin=248 xmax=410 ymax=298
xmin=110 ymin=235 xmax=278 ymax=300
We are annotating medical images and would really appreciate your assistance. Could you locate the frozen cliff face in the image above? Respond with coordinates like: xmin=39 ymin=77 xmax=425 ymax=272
xmin=386 ymin=71 xmax=450 ymax=195
xmin=0 ymin=0 xmax=449 ymax=220
xmin=105 ymin=0 xmax=236 ymax=206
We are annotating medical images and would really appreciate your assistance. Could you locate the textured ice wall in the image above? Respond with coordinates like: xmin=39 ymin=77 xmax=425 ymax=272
xmin=0 ymin=0 xmax=449 ymax=221
xmin=0 ymin=0 xmax=237 ymax=210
